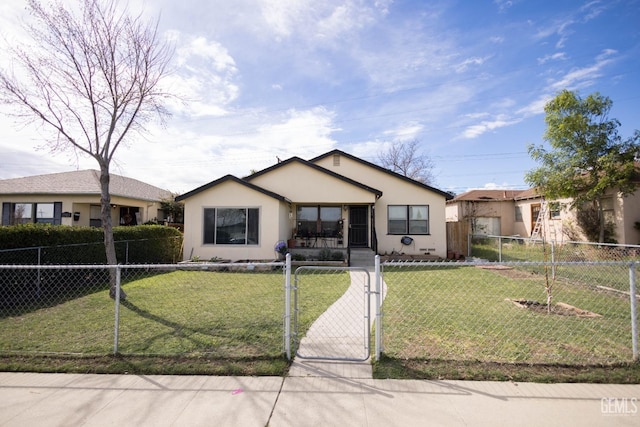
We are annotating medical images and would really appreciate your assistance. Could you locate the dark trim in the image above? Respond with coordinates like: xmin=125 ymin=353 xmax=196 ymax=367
xmin=175 ymin=175 xmax=290 ymax=202
xmin=1 ymin=202 xmax=10 ymax=225
xmin=311 ymin=149 xmax=453 ymax=200
xmin=53 ymin=202 xmax=63 ymax=225
xmin=371 ymin=203 xmax=377 ymax=254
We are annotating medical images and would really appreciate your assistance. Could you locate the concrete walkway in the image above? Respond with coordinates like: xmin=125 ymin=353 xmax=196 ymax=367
xmin=2 ymin=270 xmax=639 ymax=426
xmin=1 ymin=372 xmax=638 ymax=426
xmin=289 ymin=269 xmax=385 ymax=379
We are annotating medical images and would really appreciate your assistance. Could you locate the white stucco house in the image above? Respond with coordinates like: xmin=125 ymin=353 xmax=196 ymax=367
xmin=0 ymin=170 xmax=172 ymax=227
xmin=176 ymin=150 xmax=453 ymax=262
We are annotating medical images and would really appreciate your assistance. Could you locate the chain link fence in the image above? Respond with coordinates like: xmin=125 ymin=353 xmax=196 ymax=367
xmin=2 ymin=256 xmax=637 ymax=367
xmin=381 ymin=260 xmax=638 ymax=365
xmin=0 ymin=262 xmax=286 ymax=358
xmin=293 ymin=267 xmax=371 ymax=361
xmin=470 ymin=234 xmax=640 ymax=263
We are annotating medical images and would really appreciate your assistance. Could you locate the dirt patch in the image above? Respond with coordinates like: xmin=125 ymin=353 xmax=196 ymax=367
xmin=477 ymin=265 xmax=539 ymax=280
xmin=506 ymin=299 xmax=602 ymax=317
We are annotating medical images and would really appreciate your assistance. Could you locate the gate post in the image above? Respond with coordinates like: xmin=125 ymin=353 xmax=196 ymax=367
xmin=630 ymin=262 xmax=638 ymax=361
xmin=375 ymin=255 xmax=382 ymax=361
xmin=113 ymin=265 xmax=121 ymax=355
xmin=284 ymin=253 xmax=292 ymax=360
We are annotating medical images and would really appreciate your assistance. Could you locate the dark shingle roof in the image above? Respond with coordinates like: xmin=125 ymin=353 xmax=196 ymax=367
xmin=175 ymin=175 xmax=290 ymax=202
xmin=0 ymin=170 xmax=171 ymax=201
xmin=311 ymin=149 xmax=453 ymax=200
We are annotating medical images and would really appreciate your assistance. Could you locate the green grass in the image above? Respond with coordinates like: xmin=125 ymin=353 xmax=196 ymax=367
xmin=2 ymin=265 xmax=638 ymax=383
xmin=0 ymin=269 xmax=350 ymax=375
xmin=379 ymin=265 xmax=634 ymax=365
xmin=472 ymin=241 xmax=635 ymax=292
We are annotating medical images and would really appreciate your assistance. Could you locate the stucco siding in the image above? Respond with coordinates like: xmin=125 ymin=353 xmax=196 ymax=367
xmin=314 ymin=154 xmax=448 ymax=257
xmin=249 ymin=161 xmax=377 ymax=204
xmin=0 ymin=194 xmax=163 ymax=227
xmin=619 ymin=191 xmax=640 ymax=244
xmin=181 ymin=180 xmax=286 ymax=261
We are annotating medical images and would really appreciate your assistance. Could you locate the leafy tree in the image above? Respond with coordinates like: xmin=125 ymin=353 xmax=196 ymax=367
xmin=525 ymin=90 xmax=639 ymax=243
xmin=378 ymin=139 xmax=436 ymax=185
xmin=0 ymin=0 xmax=174 ymax=299
xmin=160 ymin=196 xmax=184 ymax=224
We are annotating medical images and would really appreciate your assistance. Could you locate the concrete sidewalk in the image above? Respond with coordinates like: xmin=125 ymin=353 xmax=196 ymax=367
xmin=1 ymin=371 xmax=639 ymax=426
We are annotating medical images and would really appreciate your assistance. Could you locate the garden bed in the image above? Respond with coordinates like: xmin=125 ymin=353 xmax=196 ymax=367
xmin=506 ymin=298 xmax=602 ymax=317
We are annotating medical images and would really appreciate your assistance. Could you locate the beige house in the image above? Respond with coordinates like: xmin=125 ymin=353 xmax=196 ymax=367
xmin=0 ymin=170 xmax=172 ymax=227
xmin=176 ymin=150 xmax=453 ymax=262
xmin=447 ymin=185 xmax=640 ymax=245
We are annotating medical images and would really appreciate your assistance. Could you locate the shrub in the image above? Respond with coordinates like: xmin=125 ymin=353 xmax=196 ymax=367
xmin=318 ymin=248 xmax=332 ymax=261
xmin=0 ymin=224 xmax=182 ymax=264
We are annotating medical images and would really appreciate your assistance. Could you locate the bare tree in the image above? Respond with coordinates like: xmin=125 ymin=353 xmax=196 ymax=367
xmin=378 ymin=139 xmax=435 ymax=185
xmin=0 ymin=0 xmax=174 ymax=299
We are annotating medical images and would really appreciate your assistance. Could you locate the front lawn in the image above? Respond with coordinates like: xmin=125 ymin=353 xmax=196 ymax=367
xmin=0 ymin=269 xmax=351 ymax=375
xmin=378 ymin=264 xmax=634 ymax=369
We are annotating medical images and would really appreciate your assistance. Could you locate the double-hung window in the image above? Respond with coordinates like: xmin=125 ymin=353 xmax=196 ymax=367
xmin=203 ymin=207 xmax=259 ymax=245
xmin=388 ymin=205 xmax=429 ymax=235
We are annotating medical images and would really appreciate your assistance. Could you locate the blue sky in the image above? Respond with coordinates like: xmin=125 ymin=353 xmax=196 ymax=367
xmin=1 ymin=0 xmax=639 ymax=195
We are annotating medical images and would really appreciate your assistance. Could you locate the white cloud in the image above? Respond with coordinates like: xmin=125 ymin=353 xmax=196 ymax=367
xmin=537 ymin=52 xmax=567 ymax=65
xmin=550 ymin=49 xmax=616 ymax=91
xmin=257 ymin=0 xmax=385 ymax=45
xmin=164 ymin=34 xmax=240 ymax=117
xmin=516 ymin=94 xmax=553 ymax=117
xmin=455 ymin=56 xmax=491 ymax=73
xmin=106 ymin=106 xmax=340 ymax=192
xmin=494 ymin=0 xmax=520 ymax=12
xmin=316 ymin=3 xmax=375 ymax=40
xmin=580 ymin=1 xmax=607 ymax=22
xmin=461 ymin=114 xmax=521 ymax=139
xmin=259 ymin=0 xmax=307 ymax=39
xmin=466 ymin=182 xmax=516 ymax=191
xmin=516 ymin=49 xmax=617 ymax=118
xmin=383 ymin=122 xmax=425 ymax=141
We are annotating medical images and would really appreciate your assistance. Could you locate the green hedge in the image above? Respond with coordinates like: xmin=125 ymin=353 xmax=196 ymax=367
xmin=0 ymin=224 xmax=183 ymax=264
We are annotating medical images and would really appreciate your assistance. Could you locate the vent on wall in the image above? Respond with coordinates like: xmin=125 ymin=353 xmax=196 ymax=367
xmin=333 ymin=154 xmax=340 ymax=166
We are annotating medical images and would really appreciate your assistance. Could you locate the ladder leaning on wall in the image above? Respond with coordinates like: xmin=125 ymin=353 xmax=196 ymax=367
xmin=530 ymin=201 xmax=547 ymax=240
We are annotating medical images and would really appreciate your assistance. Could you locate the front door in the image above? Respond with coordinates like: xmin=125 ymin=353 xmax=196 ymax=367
xmin=348 ymin=206 xmax=368 ymax=247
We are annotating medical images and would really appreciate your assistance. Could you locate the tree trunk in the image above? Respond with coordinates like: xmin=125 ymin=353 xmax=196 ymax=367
xmin=596 ymin=199 xmax=605 ymax=244
xmin=100 ymin=165 xmax=126 ymax=300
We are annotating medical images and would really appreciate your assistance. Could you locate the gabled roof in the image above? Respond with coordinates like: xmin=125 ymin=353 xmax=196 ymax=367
xmin=448 ymin=189 xmax=527 ymax=202
xmin=0 ymin=170 xmax=171 ymax=201
xmin=244 ymin=156 xmax=384 ymax=198
xmin=175 ymin=175 xmax=290 ymax=202
xmin=311 ymin=149 xmax=454 ymax=200
xmin=513 ymin=188 xmax=542 ymax=201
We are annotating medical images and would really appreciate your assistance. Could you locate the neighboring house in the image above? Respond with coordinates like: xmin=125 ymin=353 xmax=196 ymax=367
xmin=176 ymin=150 xmax=453 ymax=262
xmin=447 ymin=184 xmax=640 ymax=245
xmin=445 ymin=190 xmax=524 ymax=236
xmin=0 ymin=170 xmax=173 ymax=227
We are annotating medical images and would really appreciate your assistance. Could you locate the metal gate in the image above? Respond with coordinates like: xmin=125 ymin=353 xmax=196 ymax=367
xmin=293 ymin=266 xmax=371 ymax=361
